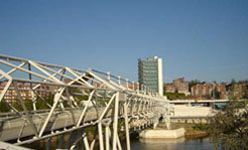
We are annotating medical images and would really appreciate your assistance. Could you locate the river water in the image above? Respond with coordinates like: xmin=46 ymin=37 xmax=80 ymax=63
xmin=131 ymin=137 xmax=214 ymax=150
xmin=24 ymin=134 xmax=214 ymax=149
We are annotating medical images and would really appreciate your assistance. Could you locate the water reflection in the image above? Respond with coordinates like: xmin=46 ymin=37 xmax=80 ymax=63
xmin=132 ymin=137 xmax=214 ymax=150
xmin=140 ymin=137 xmax=185 ymax=144
xmin=23 ymin=129 xmax=214 ymax=150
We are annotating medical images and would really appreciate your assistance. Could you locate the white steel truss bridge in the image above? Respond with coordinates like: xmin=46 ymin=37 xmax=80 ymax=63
xmin=0 ymin=54 xmax=171 ymax=150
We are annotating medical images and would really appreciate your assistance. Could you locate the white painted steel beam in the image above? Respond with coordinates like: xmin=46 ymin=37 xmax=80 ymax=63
xmin=0 ymin=54 xmax=172 ymax=149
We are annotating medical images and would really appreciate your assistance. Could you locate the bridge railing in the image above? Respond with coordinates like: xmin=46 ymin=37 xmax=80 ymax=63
xmin=0 ymin=54 xmax=170 ymax=150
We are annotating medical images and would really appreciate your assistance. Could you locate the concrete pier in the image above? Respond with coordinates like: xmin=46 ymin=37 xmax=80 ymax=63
xmin=139 ymin=128 xmax=185 ymax=139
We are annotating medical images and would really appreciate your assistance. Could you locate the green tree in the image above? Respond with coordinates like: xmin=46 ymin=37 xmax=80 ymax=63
xmin=164 ymin=92 xmax=186 ymax=100
xmin=36 ymin=95 xmax=54 ymax=110
xmin=212 ymin=87 xmax=221 ymax=99
xmin=242 ymin=81 xmax=248 ymax=99
xmin=24 ymin=99 xmax=33 ymax=111
xmin=208 ymin=100 xmax=248 ymax=149
xmin=0 ymin=101 xmax=10 ymax=112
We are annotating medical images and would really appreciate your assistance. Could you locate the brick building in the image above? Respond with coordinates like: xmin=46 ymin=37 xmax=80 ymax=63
xmin=165 ymin=77 xmax=190 ymax=95
xmin=191 ymin=82 xmax=227 ymax=99
xmin=0 ymin=81 xmax=51 ymax=102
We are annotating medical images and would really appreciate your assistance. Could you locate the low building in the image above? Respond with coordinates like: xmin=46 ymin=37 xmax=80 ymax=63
xmin=191 ymin=82 xmax=227 ymax=99
xmin=173 ymin=78 xmax=190 ymax=95
xmin=165 ymin=77 xmax=190 ymax=96
xmin=164 ymin=83 xmax=176 ymax=93
xmin=0 ymin=81 xmax=51 ymax=103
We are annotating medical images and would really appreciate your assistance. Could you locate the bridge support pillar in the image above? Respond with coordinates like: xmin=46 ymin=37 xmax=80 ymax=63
xmin=124 ymin=102 xmax=131 ymax=150
xmin=82 ymin=133 xmax=90 ymax=150
xmin=105 ymin=125 xmax=110 ymax=150
xmin=98 ymin=123 xmax=104 ymax=150
xmin=102 ymin=119 xmax=111 ymax=150
xmin=112 ymin=92 xmax=120 ymax=150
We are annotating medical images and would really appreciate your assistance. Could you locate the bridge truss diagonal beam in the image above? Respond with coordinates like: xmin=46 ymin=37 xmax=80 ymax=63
xmin=0 ymin=54 xmax=171 ymax=149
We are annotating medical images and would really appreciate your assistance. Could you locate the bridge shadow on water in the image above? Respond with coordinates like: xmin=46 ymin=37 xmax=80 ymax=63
xmin=19 ymin=122 xmax=216 ymax=150
xmin=131 ymin=137 xmax=214 ymax=150
xmin=22 ymin=127 xmax=139 ymax=150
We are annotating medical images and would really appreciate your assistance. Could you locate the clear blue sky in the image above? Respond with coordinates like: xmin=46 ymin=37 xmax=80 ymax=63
xmin=0 ymin=0 xmax=247 ymax=82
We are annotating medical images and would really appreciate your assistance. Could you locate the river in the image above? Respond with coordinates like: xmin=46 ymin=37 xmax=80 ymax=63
xmin=131 ymin=137 xmax=214 ymax=150
xmin=24 ymin=134 xmax=215 ymax=149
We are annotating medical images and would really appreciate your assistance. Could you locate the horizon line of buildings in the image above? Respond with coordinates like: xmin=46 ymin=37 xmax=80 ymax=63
xmin=165 ymin=77 xmax=248 ymax=100
xmin=1 ymin=56 xmax=247 ymax=101
xmin=137 ymin=56 xmax=247 ymax=100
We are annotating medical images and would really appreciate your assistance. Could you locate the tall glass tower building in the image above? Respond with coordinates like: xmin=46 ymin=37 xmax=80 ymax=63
xmin=138 ymin=56 xmax=163 ymax=96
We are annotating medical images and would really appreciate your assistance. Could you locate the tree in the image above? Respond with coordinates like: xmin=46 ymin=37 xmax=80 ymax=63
xmin=208 ymin=100 xmax=248 ymax=149
xmin=212 ymin=87 xmax=221 ymax=99
xmin=36 ymin=95 xmax=54 ymax=110
xmin=0 ymin=101 xmax=10 ymax=112
xmin=242 ymin=82 xmax=248 ymax=99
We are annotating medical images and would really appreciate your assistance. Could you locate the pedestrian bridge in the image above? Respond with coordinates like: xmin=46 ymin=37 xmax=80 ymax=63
xmin=0 ymin=54 xmax=172 ymax=150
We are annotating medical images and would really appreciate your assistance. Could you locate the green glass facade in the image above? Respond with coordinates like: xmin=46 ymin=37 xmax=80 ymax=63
xmin=138 ymin=56 xmax=163 ymax=95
